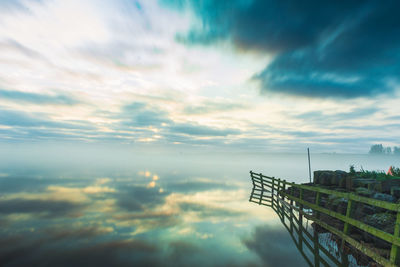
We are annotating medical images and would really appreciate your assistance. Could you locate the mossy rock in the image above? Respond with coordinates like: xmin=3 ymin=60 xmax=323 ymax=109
xmin=372 ymin=192 xmax=396 ymax=203
xmin=355 ymin=187 xmax=373 ymax=197
xmin=391 ymin=186 xmax=400 ymax=198
xmin=363 ymin=212 xmax=395 ymax=234
xmin=314 ymin=170 xmax=347 ymax=186
xmin=326 ymin=195 xmax=347 ymax=213
xmin=345 ymin=176 xmax=353 ymax=190
xmin=332 ymin=197 xmax=347 ymax=206
xmin=373 ymin=183 xmax=383 ymax=193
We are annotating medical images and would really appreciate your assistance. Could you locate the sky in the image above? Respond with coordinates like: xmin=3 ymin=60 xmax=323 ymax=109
xmin=3 ymin=2 xmax=400 ymax=266
xmin=1 ymin=0 xmax=400 ymax=153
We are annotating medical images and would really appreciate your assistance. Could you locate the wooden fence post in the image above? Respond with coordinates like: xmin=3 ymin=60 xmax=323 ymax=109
xmin=277 ymin=179 xmax=281 ymax=213
xmin=290 ymin=184 xmax=294 ymax=234
xmin=282 ymin=180 xmax=286 ymax=223
xmin=341 ymin=199 xmax=353 ymax=254
xmin=259 ymin=173 xmax=264 ymax=205
xmin=315 ymin=191 xmax=321 ymax=219
xmin=299 ymin=188 xmax=304 ymax=250
xmin=249 ymin=171 xmax=254 ymax=202
xmin=314 ymin=191 xmax=321 ymax=267
xmin=271 ymin=177 xmax=275 ymax=210
xmin=390 ymin=211 xmax=400 ymax=264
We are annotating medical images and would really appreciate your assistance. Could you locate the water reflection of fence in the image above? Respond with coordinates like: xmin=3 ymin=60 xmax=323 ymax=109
xmin=249 ymin=171 xmax=400 ymax=267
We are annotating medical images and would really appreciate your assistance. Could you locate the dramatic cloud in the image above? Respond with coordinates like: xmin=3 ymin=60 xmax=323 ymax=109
xmin=0 ymin=198 xmax=86 ymax=218
xmin=0 ymin=230 xmax=160 ymax=267
xmin=168 ymin=0 xmax=400 ymax=98
xmin=114 ymin=184 xmax=168 ymax=212
xmin=1 ymin=0 xmax=399 ymax=151
xmin=114 ymin=101 xmax=241 ymax=142
xmin=0 ymin=176 xmax=81 ymax=193
xmin=167 ymin=241 xmax=202 ymax=264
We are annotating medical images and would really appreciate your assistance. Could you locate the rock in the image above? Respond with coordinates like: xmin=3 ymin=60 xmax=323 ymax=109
xmin=372 ymin=183 xmax=381 ymax=193
xmin=353 ymin=203 xmax=377 ymax=220
xmin=321 ymin=172 xmax=334 ymax=185
xmin=313 ymin=171 xmax=322 ymax=184
xmin=372 ymin=192 xmax=396 ymax=203
xmin=380 ymin=179 xmax=400 ymax=193
xmin=362 ymin=205 xmax=377 ymax=215
xmin=339 ymin=177 xmax=347 ymax=188
xmin=313 ymin=170 xmax=347 ymax=186
xmin=345 ymin=176 xmax=354 ymax=190
xmin=326 ymin=195 xmax=348 ymax=214
xmin=391 ymin=186 xmax=400 ymax=198
xmin=331 ymin=170 xmax=347 ymax=186
xmin=364 ymin=213 xmax=395 ymax=229
xmin=362 ymin=213 xmax=395 ymax=249
xmin=355 ymin=187 xmax=373 ymax=198
xmin=353 ymin=179 xmax=377 ymax=189
xmin=336 ymin=170 xmax=347 ymax=177
xmin=362 ymin=232 xmax=392 ymax=249
xmin=336 ymin=200 xmax=348 ymax=215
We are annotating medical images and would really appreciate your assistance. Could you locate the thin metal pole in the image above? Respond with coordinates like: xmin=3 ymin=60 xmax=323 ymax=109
xmin=307 ymin=148 xmax=312 ymax=183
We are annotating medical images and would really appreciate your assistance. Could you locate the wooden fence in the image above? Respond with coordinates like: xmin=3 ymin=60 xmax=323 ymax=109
xmin=249 ymin=171 xmax=400 ymax=267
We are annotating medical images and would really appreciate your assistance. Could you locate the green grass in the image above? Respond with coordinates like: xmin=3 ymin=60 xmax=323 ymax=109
xmin=349 ymin=165 xmax=400 ymax=181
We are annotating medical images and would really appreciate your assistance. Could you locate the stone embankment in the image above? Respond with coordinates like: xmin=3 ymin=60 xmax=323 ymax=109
xmin=287 ymin=170 xmax=400 ymax=251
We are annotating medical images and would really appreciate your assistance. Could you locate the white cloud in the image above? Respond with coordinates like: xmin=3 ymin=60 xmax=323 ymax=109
xmin=0 ymin=0 xmax=398 ymax=152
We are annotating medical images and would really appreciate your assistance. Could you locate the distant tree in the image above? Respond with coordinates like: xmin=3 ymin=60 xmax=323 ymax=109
xmin=349 ymin=165 xmax=356 ymax=174
xmin=393 ymin=166 xmax=400 ymax=176
xmin=394 ymin=147 xmax=400 ymax=156
xmin=369 ymin=144 xmax=384 ymax=154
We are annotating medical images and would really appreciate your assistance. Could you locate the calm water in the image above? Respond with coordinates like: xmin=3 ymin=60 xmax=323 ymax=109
xmin=0 ymin=148 xmax=398 ymax=267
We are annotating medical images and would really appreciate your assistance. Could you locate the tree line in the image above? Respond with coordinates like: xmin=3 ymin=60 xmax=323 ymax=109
xmin=369 ymin=144 xmax=400 ymax=155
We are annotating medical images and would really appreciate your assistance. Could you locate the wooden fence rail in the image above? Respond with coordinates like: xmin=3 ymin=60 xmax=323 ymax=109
xmin=249 ymin=171 xmax=400 ymax=267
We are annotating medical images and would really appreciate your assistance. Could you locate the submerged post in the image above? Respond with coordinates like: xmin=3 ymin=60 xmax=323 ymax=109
xmin=307 ymin=148 xmax=312 ymax=183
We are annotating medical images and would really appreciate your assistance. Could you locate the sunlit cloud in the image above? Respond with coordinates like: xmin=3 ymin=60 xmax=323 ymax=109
xmin=83 ymin=186 xmax=116 ymax=194
xmin=147 ymin=181 xmax=156 ymax=188
xmin=0 ymin=0 xmax=398 ymax=151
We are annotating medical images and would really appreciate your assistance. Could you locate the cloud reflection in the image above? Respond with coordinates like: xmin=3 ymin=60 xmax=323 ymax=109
xmin=0 ymin=168 xmax=287 ymax=266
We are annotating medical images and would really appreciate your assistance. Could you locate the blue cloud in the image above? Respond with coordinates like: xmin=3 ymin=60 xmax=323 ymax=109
xmin=167 ymin=0 xmax=400 ymax=98
xmin=0 ymin=198 xmax=86 ymax=218
xmin=169 ymin=123 xmax=240 ymax=136
xmin=0 ymin=109 xmax=98 ymax=141
xmin=243 ymin=225 xmax=308 ymax=267
xmin=114 ymin=184 xmax=168 ymax=212
xmin=0 ymin=109 xmax=94 ymax=129
xmin=0 ymin=89 xmax=79 ymax=105
xmin=183 ymin=100 xmax=246 ymax=114
xmin=120 ymin=102 xmax=171 ymax=127
xmin=295 ymin=107 xmax=379 ymax=122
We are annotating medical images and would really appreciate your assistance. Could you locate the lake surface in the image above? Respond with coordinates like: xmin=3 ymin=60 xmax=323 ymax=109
xmin=0 ymin=150 xmax=398 ymax=266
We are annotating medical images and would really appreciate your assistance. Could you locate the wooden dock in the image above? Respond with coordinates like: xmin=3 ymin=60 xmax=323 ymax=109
xmin=249 ymin=171 xmax=400 ymax=266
